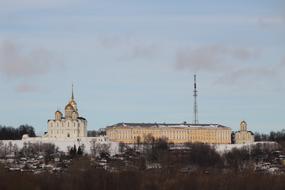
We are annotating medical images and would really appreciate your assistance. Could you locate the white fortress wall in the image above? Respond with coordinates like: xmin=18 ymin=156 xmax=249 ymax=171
xmin=0 ymin=137 xmax=119 ymax=155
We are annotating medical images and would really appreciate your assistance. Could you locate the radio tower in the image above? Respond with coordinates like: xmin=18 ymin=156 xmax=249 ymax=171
xmin=193 ymin=75 xmax=198 ymax=124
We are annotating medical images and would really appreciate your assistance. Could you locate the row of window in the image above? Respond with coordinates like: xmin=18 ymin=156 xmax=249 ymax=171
xmin=112 ymin=134 xmax=230 ymax=141
xmin=50 ymin=129 xmax=78 ymax=134
xmin=50 ymin=122 xmax=81 ymax=128
xmin=110 ymin=130 xmax=229 ymax=137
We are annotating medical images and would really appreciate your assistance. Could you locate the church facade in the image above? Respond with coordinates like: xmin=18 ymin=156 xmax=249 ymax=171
xmin=234 ymin=121 xmax=254 ymax=144
xmin=47 ymin=87 xmax=87 ymax=138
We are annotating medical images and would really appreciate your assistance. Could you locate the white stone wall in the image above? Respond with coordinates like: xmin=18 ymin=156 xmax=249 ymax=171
xmin=235 ymin=131 xmax=254 ymax=144
xmin=47 ymin=119 xmax=87 ymax=138
xmin=1 ymin=136 xmax=118 ymax=155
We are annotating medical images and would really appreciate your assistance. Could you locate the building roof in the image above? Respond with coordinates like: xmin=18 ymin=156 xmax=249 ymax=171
xmin=107 ymin=122 xmax=230 ymax=129
xmin=235 ymin=130 xmax=254 ymax=135
xmin=48 ymin=116 xmax=86 ymax=122
xmin=78 ymin=117 xmax=87 ymax=121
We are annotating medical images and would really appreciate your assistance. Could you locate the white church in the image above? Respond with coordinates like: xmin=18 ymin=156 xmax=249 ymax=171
xmin=46 ymin=86 xmax=87 ymax=138
xmin=13 ymin=86 xmax=110 ymax=154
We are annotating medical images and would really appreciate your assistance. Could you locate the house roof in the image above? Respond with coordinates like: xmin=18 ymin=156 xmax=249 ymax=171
xmin=107 ymin=122 xmax=230 ymax=129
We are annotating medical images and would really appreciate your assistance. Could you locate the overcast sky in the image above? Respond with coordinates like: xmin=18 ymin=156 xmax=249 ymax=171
xmin=0 ymin=0 xmax=284 ymax=134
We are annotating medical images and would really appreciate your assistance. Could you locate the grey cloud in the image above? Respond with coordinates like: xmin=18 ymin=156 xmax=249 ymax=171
xmin=123 ymin=44 xmax=158 ymax=60
xmin=215 ymin=57 xmax=285 ymax=86
xmin=0 ymin=40 xmax=60 ymax=79
xmin=175 ymin=45 xmax=285 ymax=87
xmin=281 ymin=57 xmax=285 ymax=66
xmin=257 ymin=16 xmax=285 ymax=28
xmin=0 ymin=0 xmax=77 ymax=11
xmin=96 ymin=36 xmax=160 ymax=60
xmin=230 ymin=48 xmax=259 ymax=60
xmin=217 ymin=66 xmax=277 ymax=85
xmin=16 ymin=83 xmax=39 ymax=93
xmin=0 ymin=40 xmax=63 ymax=93
xmin=175 ymin=45 xmax=259 ymax=72
xmin=96 ymin=36 xmax=127 ymax=49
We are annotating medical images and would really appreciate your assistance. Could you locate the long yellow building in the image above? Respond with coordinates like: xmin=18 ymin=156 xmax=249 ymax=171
xmin=106 ymin=123 xmax=232 ymax=144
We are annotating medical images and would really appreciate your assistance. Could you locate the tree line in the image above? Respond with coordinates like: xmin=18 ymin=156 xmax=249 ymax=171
xmin=1 ymin=154 xmax=285 ymax=190
xmin=1 ymin=132 xmax=284 ymax=190
xmin=88 ymin=133 xmax=281 ymax=173
xmin=1 ymin=138 xmax=283 ymax=190
xmin=255 ymin=130 xmax=285 ymax=150
xmin=255 ymin=129 xmax=285 ymax=142
xmin=87 ymin=130 xmax=106 ymax=137
xmin=0 ymin=125 xmax=36 ymax=140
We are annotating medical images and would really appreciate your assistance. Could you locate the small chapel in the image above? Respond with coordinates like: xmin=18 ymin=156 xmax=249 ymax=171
xmin=234 ymin=121 xmax=254 ymax=144
xmin=47 ymin=86 xmax=87 ymax=138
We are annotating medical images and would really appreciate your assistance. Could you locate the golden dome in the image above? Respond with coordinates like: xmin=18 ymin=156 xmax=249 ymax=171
xmin=72 ymin=111 xmax=79 ymax=120
xmin=69 ymin=99 xmax=77 ymax=107
xmin=240 ymin=120 xmax=247 ymax=126
xmin=65 ymin=103 xmax=74 ymax=110
xmin=240 ymin=120 xmax=247 ymax=131
xmin=65 ymin=84 xmax=78 ymax=111
xmin=55 ymin=110 xmax=62 ymax=114
xmin=65 ymin=84 xmax=79 ymax=119
xmin=55 ymin=110 xmax=63 ymax=120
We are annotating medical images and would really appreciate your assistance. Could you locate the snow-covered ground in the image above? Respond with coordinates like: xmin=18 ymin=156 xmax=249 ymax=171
xmin=1 ymin=138 xmax=278 ymax=156
xmin=214 ymin=141 xmax=279 ymax=154
xmin=1 ymin=137 xmax=120 ymax=155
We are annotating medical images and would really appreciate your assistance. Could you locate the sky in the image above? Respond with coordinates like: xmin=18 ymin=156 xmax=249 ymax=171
xmin=0 ymin=0 xmax=284 ymax=134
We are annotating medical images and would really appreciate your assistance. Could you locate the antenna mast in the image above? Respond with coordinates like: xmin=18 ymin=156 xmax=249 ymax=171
xmin=193 ymin=75 xmax=198 ymax=124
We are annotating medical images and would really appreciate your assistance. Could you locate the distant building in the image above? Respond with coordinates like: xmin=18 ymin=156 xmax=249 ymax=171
xmin=46 ymin=86 xmax=87 ymax=138
xmin=106 ymin=123 xmax=232 ymax=144
xmin=234 ymin=121 xmax=254 ymax=144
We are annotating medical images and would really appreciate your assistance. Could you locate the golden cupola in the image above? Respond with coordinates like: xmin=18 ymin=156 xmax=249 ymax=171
xmin=65 ymin=85 xmax=78 ymax=119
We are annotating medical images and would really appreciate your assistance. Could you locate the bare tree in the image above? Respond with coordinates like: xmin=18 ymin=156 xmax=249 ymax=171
xmin=119 ymin=142 xmax=126 ymax=154
xmin=90 ymin=140 xmax=111 ymax=159
xmin=135 ymin=136 xmax=142 ymax=152
xmin=0 ymin=141 xmax=5 ymax=158
xmin=0 ymin=142 xmax=8 ymax=158
xmin=12 ymin=144 xmax=19 ymax=158
xmin=90 ymin=139 xmax=97 ymax=157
